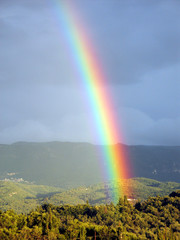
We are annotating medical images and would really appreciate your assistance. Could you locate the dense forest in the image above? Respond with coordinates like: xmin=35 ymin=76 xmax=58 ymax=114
xmin=0 ymin=190 xmax=179 ymax=239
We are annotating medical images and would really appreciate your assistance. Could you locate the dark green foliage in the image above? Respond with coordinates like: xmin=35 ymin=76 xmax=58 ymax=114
xmin=0 ymin=191 xmax=179 ymax=239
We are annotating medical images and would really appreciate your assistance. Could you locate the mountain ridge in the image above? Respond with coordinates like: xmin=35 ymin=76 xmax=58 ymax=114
xmin=0 ymin=141 xmax=179 ymax=188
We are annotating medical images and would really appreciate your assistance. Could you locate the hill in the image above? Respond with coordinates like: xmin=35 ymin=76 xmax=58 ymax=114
xmin=0 ymin=181 xmax=63 ymax=213
xmin=0 ymin=178 xmax=179 ymax=213
xmin=0 ymin=142 xmax=179 ymax=188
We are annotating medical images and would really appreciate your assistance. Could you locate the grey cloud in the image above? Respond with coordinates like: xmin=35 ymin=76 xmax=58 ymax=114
xmin=0 ymin=83 xmax=94 ymax=144
xmin=1 ymin=106 xmax=179 ymax=145
xmin=1 ymin=0 xmax=179 ymax=86
xmin=114 ymin=63 xmax=180 ymax=120
xmin=0 ymin=0 xmax=47 ymax=9
xmin=120 ymin=108 xmax=180 ymax=145
xmin=0 ymin=84 xmax=87 ymax=129
xmin=0 ymin=120 xmax=53 ymax=143
xmin=0 ymin=115 xmax=95 ymax=144
xmin=119 ymin=108 xmax=154 ymax=144
xmin=83 ymin=0 xmax=180 ymax=84
xmin=144 ymin=118 xmax=180 ymax=146
xmin=0 ymin=0 xmax=179 ymax=145
xmin=0 ymin=1 xmax=80 ymax=86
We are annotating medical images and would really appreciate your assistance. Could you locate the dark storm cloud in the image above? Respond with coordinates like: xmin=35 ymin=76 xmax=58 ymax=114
xmin=82 ymin=0 xmax=180 ymax=84
xmin=1 ymin=0 xmax=179 ymax=85
xmin=0 ymin=0 xmax=179 ymax=145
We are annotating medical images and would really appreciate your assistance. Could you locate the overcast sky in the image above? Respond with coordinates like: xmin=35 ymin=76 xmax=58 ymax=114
xmin=0 ymin=0 xmax=180 ymax=145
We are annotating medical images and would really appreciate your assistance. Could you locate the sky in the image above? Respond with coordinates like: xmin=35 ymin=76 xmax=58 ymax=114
xmin=0 ymin=0 xmax=180 ymax=146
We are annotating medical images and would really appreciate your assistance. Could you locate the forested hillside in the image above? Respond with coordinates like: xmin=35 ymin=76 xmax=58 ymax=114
xmin=0 ymin=142 xmax=179 ymax=188
xmin=0 ymin=191 xmax=179 ymax=239
xmin=0 ymin=178 xmax=180 ymax=214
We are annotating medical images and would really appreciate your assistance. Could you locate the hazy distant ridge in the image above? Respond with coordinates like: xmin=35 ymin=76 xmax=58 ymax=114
xmin=0 ymin=142 xmax=179 ymax=187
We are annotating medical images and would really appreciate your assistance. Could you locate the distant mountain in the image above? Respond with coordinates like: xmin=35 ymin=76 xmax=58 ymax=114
xmin=0 ymin=178 xmax=179 ymax=213
xmin=0 ymin=142 xmax=179 ymax=187
xmin=128 ymin=145 xmax=180 ymax=182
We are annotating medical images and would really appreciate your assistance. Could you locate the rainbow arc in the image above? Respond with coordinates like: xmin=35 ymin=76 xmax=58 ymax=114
xmin=53 ymin=0 xmax=132 ymax=201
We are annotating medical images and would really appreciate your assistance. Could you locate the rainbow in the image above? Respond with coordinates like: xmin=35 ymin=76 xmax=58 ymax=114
xmin=52 ymin=0 xmax=132 ymax=201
